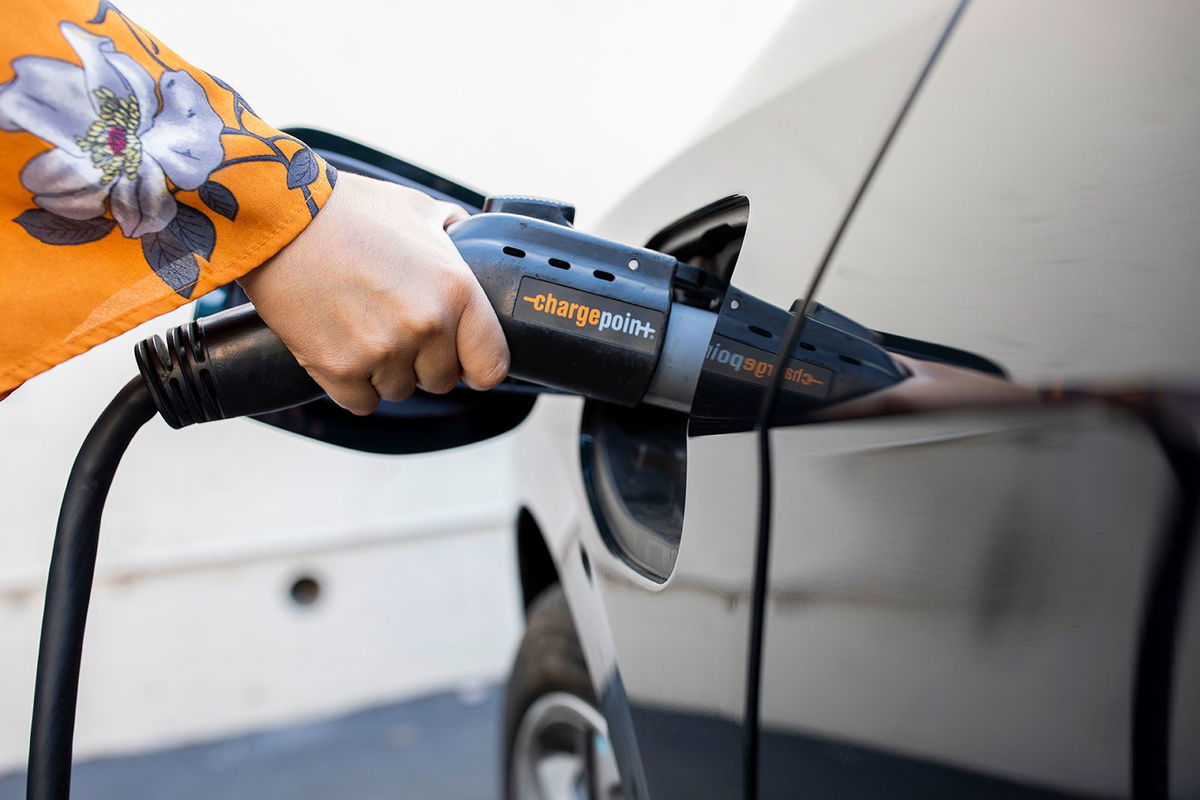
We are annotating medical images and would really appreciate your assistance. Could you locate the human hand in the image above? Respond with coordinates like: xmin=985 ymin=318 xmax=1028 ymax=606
xmin=237 ymin=173 xmax=509 ymax=415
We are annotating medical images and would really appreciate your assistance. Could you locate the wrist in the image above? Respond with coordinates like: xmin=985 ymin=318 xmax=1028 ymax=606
xmin=238 ymin=171 xmax=357 ymax=294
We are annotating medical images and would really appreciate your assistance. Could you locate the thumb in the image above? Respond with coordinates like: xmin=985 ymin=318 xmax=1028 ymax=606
xmin=437 ymin=201 xmax=470 ymax=230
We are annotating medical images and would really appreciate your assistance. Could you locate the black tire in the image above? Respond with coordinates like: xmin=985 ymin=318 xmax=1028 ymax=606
xmin=503 ymin=584 xmax=597 ymax=800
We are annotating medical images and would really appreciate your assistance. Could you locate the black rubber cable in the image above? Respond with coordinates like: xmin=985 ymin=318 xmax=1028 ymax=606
xmin=1132 ymin=409 xmax=1200 ymax=799
xmin=27 ymin=378 xmax=156 ymax=800
xmin=741 ymin=2 xmax=971 ymax=796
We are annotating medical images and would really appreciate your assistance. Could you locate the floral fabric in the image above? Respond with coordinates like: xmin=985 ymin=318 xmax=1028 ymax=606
xmin=0 ymin=0 xmax=335 ymax=394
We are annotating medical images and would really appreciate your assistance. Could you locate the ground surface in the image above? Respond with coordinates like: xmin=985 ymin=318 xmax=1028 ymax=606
xmin=0 ymin=686 xmax=500 ymax=800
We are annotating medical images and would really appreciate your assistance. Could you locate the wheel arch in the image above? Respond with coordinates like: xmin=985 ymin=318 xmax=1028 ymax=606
xmin=515 ymin=506 xmax=559 ymax=614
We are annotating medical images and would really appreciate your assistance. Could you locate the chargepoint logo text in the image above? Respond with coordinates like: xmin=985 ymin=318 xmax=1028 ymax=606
xmin=521 ymin=291 xmax=658 ymax=340
xmin=704 ymin=334 xmax=833 ymax=399
xmin=513 ymin=276 xmax=664 ymax=355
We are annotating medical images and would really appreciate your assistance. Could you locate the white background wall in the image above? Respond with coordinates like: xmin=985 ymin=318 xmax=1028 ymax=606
xmin=0 ymin=0 xmax=796 ymax=771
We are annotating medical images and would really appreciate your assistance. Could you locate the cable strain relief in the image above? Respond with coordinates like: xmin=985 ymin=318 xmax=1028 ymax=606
xmin=133 ymin=321 xmax=223 ymax=429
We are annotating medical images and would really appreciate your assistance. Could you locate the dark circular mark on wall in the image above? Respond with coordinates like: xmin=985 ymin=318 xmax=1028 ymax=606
xmin=289 ymin=575 xmax=321 ymax=607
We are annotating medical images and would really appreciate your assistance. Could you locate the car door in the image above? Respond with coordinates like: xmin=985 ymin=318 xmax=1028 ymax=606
xmin=756 ymin=0 xmax=1200 ymax=796
xmin=534 ymin=3 xmax=970 ymax=797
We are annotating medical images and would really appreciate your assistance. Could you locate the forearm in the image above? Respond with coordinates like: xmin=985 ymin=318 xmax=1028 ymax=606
xmin=0 ymin=0 xmax=335 ymax=394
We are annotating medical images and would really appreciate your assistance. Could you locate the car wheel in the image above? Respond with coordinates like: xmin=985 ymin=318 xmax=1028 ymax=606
xmin=504 ymin=585 xmax=623 ymax=800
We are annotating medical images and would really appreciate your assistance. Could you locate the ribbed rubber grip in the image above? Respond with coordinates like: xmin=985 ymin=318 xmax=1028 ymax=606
xmin=135 ymin=304 xmax=324 ymax=428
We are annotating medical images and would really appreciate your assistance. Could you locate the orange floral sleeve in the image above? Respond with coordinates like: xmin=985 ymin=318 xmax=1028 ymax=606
xmin=0 ymin=0 xmax=335 ymax=395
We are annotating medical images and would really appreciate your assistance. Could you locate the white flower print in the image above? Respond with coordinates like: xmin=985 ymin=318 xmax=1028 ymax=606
xmin=0 ymin=22 xmax=223 ymax=238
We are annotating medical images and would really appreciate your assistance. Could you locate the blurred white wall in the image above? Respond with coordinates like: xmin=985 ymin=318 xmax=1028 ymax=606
xmin=0 ymin=0 xmax=796 ymax=771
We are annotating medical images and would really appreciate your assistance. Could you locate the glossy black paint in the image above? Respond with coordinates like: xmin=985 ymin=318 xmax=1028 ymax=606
xmin=282 ymin=127 xmax=486 ymax=211
xmin=447 ymin=211 xmax=678 ymax=406
xmin=250 ymin=387 xmax=536 ymax=455
xmin=580 ymin=401 xmax=687 ymax=582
